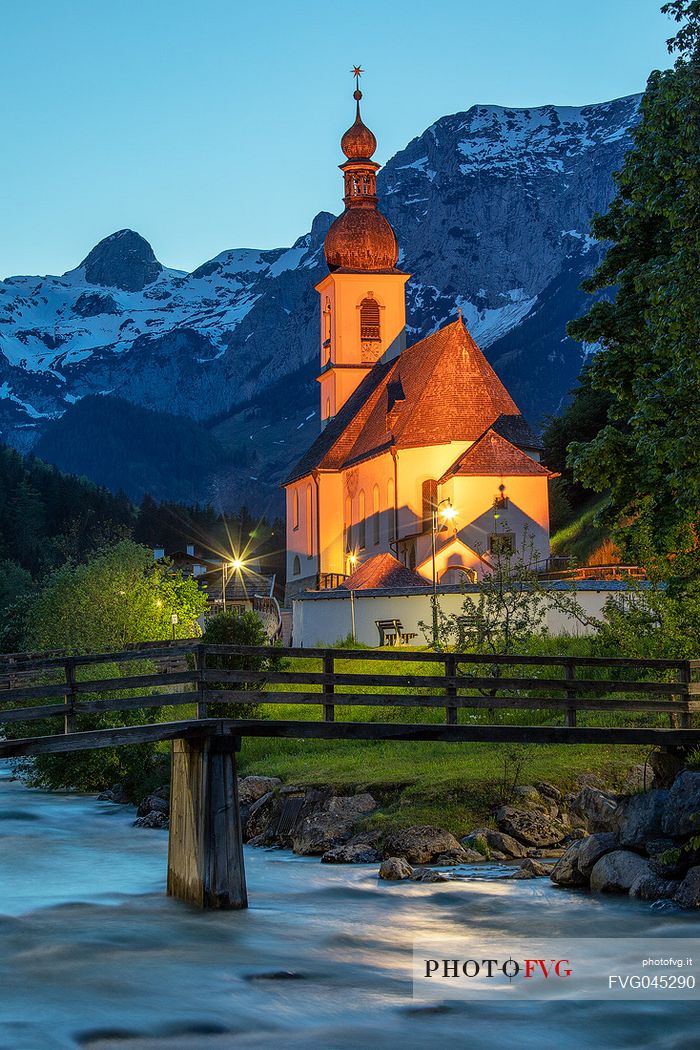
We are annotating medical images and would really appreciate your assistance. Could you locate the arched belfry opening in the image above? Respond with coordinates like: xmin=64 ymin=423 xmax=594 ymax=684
xmin=360 ymin=296 xmax=381 ymax=343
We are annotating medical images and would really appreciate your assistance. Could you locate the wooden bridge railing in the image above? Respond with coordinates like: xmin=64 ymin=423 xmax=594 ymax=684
xmin=2 ymin=642 xmax=699 ymax=912
xmin=0 ymin=643 xmax=698 ymax=740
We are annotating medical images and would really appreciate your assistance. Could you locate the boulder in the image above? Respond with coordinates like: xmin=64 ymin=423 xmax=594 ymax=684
xmin=535 ymin=781 xmax=563 ymax=803
xmin=629 ymin=872 xmax=681 ymax=901
xmin=136 ymin=794 xmax=169 ymax=818
xmin=577 ymin=833 xmax=618 ymax=879
xmin=509 ymin=859 xmax=551 ymax=879
xmin=621 ymin=764 xmax=654 ymax=795
xmin=460 ymin=828 xmax=533 ymax=859
xmin=243 ymin=792 xmax=281 ymax=842
xmin=495 ymin=805 xmax=567 ymax=847
xmin=321 ymin=833 xmax=381 ymax=864
xmin=673 ymin=866 xmax=700 ymax=909
xmin=662 ymin=771 xmax=700 ymax=838
xmin=650 ymin=749 xmax=687 ymax=788
xmin=292 ymin=793 xmax=377 ymax=856
xmin=383 ymin=826 xmax=463 ymax=865
xmin=512 ymin=785 xmax=558 ymax=816
xmin=379 ymin=857 xmax=413 ymax=881
xmin=238 ymin=776 xmax=281 ymax=807
xmin=649 ymin=848 xmax=689 ymax=880
xmin=574 ymin=772 xmax=607 ymax=790
xmin=562 ymin=828 xmax=587 ymax=844
xmin=434 ymin=848 xmax=482 ymax=865
xmin=569 ymin=787 xmax=618 ymax=832
xmin=133 ymin=810 xmax=169 ymax=829
xmin=410 ymin=867 xmax=451 ymax=883
xmin=550 ymin=841 xmax=588 ymax=887
xmin=97 ymin=783 xmax=127 ymax=803
xmin=615 ymin=790 xmax=669 ymax=848
xmin=589 ymin=850 xmax=652 ymax=894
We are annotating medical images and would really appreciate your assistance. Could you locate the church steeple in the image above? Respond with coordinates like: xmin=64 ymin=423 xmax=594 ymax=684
xmin=316 ymin=71 xmax=409 ymax=428
xmin=324 ymin=71 xmax=400 ymax=273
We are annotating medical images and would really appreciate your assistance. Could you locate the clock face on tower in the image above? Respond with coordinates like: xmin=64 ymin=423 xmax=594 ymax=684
xmin=361 ymin=341 xmax=382 ymax=362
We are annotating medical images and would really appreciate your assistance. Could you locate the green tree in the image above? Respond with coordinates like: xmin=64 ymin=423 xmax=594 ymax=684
xmin=566 ymin=2 xmax=700 ymax=567
xmin=432 ymin=527 xmax=592 ymax=656
xmin=25 ymin=541 xmax=205 ymax=653
xmin=7 ymin=541 xmax=207 ymax=795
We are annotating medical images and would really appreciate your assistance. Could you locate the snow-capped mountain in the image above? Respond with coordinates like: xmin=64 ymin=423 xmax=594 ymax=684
xmin=0 ymin=94 xmax=640 ymax=510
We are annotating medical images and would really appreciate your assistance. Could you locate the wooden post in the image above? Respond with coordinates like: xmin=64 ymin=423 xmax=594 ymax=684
xmin=565 ymin=658 xmax=577 ymax=728
xmin=678 ymin=662 xmax=691 ymax=730
xmin=445 ymin=653 xmax=457 ymax=725
xmin=196 ymin=644 xmax=207 ymax=720
xmin=167 ymin=730 xmax=247 ymax=910
xmin=63 ymin=658 xmax=77 ymax=734
xmin=323 ymin=653 xmax=335 ymax=722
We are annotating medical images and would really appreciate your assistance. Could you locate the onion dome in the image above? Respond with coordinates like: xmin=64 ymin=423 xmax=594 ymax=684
xmin=341 ymin=90 xmax=377 ymax=160
xmin=325 ymin=208 xmax=398 ymax=271
xmin=324 ymin=74 xmax=401 ymax=273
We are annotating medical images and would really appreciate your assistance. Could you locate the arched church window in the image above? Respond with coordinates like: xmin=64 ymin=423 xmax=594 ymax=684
xmin=372 ymin=484 xmax=380 ymax=545
xmin=408 ymin=543 xmax=416 ymax=571
xmin=360 ymin=297 xmax=380 ymax=342
xmin=358 ymin=490 xmax=366 ymax=550
xmin=325 ymin=397 xmax=331 ymax=420
xmin=344 ymin=496 xmax=352 ymax=552
xmin=323 ymin=297 xmax=332 ymax=350
xmin=422 ymin=479 xmax=438 ymax=533
xmin=292 ymin=489 xmax=299 ymax=530
xmin=306 ymin=484 xmax=313 ymax=555
xmin=292 ymin=555 xmax=301 ymax=576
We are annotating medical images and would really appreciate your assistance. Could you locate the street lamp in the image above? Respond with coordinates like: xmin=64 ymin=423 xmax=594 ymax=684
xmin=431 ymin=498 xmax=457 ymax=646
xmin=222 ymin=557 xmax=246 ymax=612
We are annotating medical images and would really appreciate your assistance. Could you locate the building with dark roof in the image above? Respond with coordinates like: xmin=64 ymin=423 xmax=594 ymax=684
xmin=284 ymin=80 xmax=555 ymax=602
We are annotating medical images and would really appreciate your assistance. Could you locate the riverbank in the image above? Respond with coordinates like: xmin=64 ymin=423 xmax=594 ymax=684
xmin=235 ymin=738 xmax=649 ymax=835
xmin=1 ymin=763 xmax=699 ymax=1050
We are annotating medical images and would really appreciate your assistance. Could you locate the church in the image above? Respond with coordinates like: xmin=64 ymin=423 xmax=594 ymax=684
xmin=285 ymin=80 xmax=555 ymax=602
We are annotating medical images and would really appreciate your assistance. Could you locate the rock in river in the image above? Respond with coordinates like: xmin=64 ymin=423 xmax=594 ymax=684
xmin=589 ymin=850 xmax=652 ymax=894
xmin=379 ymin=857 xmax=413 ymax=881
xmin=292 ymin=793 xmax=378 ymax=856
xmin=383 ymin=826 xmax=463 ymax=865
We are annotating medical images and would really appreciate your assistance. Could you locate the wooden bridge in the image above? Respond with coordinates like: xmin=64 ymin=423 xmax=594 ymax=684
xmin=1 ymin=642 xmax=699 ymax=910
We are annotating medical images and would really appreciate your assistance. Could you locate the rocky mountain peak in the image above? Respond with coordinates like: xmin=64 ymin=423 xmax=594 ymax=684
xmin=77 ymin=229 xmax=163 ymax=292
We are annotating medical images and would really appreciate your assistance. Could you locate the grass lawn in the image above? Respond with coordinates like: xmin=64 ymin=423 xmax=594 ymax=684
xmin=202 ymin=648 xmax=658 ymax=835
xmin=237 ymin=736 xmax=646 ymax=836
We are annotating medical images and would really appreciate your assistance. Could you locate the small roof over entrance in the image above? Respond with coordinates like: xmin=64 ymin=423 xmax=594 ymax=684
xmin=337 ymin=553 xmax=427 ymax=590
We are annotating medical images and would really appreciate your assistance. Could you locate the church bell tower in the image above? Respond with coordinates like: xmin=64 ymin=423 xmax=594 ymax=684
xmin=316 ymin=69 xmax=410 ymax=428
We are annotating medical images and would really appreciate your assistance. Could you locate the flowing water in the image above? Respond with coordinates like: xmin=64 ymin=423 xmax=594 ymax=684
xmin=0 ymin=763 xmax=698 ymax=1050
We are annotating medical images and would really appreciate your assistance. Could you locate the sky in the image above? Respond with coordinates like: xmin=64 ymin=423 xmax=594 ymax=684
xmin=0 ymin=0 xmax=674 ymax=279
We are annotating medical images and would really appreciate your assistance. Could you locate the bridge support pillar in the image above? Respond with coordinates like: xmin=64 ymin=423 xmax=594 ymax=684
xmin=167 ymin=731 xmax=247 ymax=909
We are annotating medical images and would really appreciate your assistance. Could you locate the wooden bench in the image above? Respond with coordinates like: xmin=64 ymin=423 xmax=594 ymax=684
xmin=375 ymin=619 xmax=418 ymax=646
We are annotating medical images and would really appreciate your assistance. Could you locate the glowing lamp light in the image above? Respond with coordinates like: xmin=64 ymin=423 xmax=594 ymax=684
xmin=440 ymin=502 xmax=457 ymax=521
xmin=230 ymin=558 xmax=244 ymax=571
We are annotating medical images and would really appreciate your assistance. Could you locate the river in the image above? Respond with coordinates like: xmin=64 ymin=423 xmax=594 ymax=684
xmin=0 ymin=763 xmax=698 ymax=1050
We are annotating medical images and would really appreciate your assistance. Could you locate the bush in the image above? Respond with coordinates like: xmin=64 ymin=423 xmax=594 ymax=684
xmin=202 ymin=610 xmax=280 ymax=719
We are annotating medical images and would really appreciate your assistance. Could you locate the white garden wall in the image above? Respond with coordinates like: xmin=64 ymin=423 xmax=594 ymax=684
xmin=291 ymin=583 xmax=641 ymax=648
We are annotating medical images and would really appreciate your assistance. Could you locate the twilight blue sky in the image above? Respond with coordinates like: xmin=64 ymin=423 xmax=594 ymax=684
xmin=1 ymin=0 xmax=673 ymax=278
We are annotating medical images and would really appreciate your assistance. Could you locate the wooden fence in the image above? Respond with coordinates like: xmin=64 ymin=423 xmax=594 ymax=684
xmin=0 ymin=644 xmax=698 ymax=750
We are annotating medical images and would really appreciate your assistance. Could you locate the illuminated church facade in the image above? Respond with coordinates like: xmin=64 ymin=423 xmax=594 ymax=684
xmin=285 ymin=80 xmax=554 ymax=601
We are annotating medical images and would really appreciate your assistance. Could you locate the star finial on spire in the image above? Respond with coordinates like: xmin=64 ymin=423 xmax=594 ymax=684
xmin=351 ymin=65 xmax=364 ymax=94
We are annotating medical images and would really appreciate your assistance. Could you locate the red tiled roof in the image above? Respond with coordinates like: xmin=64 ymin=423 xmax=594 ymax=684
xmin=286 ymin=317 xmax=540 ymax=484
xmin=440 ymin=428 xmax=555 ymax=480
xmin=336 ymin=553 xmax=427 ymax=590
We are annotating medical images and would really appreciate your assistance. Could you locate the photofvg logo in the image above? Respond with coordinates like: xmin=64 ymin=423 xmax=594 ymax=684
xmin=413 ymin=939 xmax=700 ymax=1001
xmin=424 ymin=956 xmax=572 ymax=982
